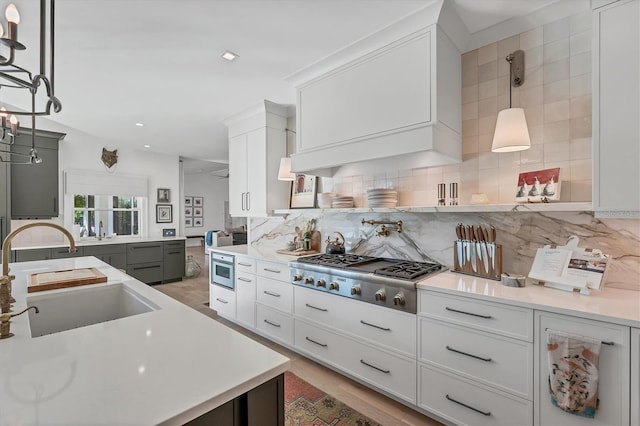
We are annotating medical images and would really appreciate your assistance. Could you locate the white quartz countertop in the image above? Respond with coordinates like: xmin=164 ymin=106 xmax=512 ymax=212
xmin=13 ymin=236 xmax=186 ymax=251
xmin=418 ymin=271 xmax=640 ymax=327
xmin=0 ymin=257 xmax=289 ymax=425
xmin=210 ymin=244 xmax=305 ymax=263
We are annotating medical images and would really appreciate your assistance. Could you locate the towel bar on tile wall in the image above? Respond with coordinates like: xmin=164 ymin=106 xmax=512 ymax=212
xmin=545 ymin=328 xmax=614 ymax=345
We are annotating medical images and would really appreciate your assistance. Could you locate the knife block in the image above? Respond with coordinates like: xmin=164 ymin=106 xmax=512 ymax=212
xmin=453 ymin=240 xmax=502 ymax=281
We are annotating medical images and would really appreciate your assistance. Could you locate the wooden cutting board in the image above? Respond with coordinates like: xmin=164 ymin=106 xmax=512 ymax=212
xmin=28 ymin=268 xmax=108 ymax=293
xmin=276 ymin=249 xmax=319 ymax=256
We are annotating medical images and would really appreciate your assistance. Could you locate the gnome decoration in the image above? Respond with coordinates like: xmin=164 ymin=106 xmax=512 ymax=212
xmin=101 ymin=147 xmax=118 ymax=169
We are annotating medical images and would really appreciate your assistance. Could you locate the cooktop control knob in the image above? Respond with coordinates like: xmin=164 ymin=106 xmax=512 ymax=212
xmin=329 ymin=282 xmax=339 ymax=291
xmin=350 ymin=285 xmax=361 ymax=295
xmin=393 ymin=293 xmax=405 ymax=306
xmin=316 ymin=279 xmax=326 ymax=288
xmin=375 ymin=289 xmax=386 ymax=301
xmin=305 ymin=277 xmax=315 ymax=285
xmin=293 ymin=274 xmax=303 ymax=281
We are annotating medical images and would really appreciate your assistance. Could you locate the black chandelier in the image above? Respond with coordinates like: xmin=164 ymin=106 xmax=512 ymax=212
xmin=0 ymin=0 xmax=60 ymax=165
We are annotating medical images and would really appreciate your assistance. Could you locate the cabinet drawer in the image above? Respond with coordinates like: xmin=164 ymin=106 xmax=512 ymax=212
xmin=419 ymin=317 xmax=533 ymax=399
xmin=419 ymin=291 xmax=533 ymax=341
xmin=83 ymin=243 xmax=126 ymax=256
xmin=15 ymin=248 xmax=51 ymax=262
xmin=163 ymin=249 xmax=185 ymax=282
xmin=163 ymin=240 xmax=185 ymax=252
xmin=419 ymin=363 xmax=532 ymax=426
xmin=126 ymin=262 xmax=163 ymax=284
xmin=127 ymin=242 xmax=163 ymax=264
xmin=256 ymin=304 xmax=293 ymax=346
xmin=209 ymin=284 xmax=236 ymax=319
xmin=294 ymin=286 xmax=416 ymax=357
xmin=51 ymin=246 xmax=84 ymax=259
xmin=236 ymin=273 xmax=256 ymax=329
xmin=236 ymin=255 xmax=257 ymax=274
xmin=295 ymin=318 xmax=343 ymax=366
xmin=256 ymin=259 xmax=288 ymax=281
xmin=257 ymin=277 xmax=292 ymax=314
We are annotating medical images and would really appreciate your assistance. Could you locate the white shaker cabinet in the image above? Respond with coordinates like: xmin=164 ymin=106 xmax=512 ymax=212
xmin=535 ymin=311 xmax=630 ymax=426
xmin=235 ymin=255 xmax=257 ymax=329
xmin=632 ymin=327 xmax=639 ymax=426
xmin=592 ymin=0 xmax=640 ymax=217
xmin=225 ymin=100 xmax=289 ymax=217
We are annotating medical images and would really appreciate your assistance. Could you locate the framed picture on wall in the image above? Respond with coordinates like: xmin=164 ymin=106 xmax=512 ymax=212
xmin=515 ymin=167 xmax=561 ymax=203
xmin=156 ymin=204 xmax=172 ymax=223
xmin=290 ymin=174 xmax=317 ymax=208
xmin=185 ymin=217 xmax=193 ymax=227
xmin=157 ymin=188 xmax=170 ymax=203
xmin=193 ymin=207 xmax=203 ymax=217
xmin=185 ymin=196 xmax=193 ymax=207
xmin=185 ymin=206 xmax=193 ymax=217
xmin=193 ymin=196 xmax=203 ymax=207
xmin=193 ymin=217 xmax=203 ymax=227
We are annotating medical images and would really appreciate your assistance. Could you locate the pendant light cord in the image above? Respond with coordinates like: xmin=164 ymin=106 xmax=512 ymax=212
xmin=507 ymin=54 xmax=513 ymax=109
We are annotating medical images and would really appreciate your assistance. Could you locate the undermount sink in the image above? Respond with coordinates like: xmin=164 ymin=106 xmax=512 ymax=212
xmin=27 ymin=283 xmax=159 ymax=337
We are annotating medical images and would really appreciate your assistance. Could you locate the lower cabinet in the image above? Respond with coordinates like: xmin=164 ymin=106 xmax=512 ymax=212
xmin=256 ymin=304 xmax=293 ymax=346
xmin=186 ymin=373 xmax=284 ymax=426
xmin=162 ymin=240 xmax=185 ymax=283
xmin=209 ymin=284 xmax=236 ymax=320
xmin=51 ymin=246 xmax=84 ymax=259
xmin=236 ymin=271 xmax=256 ymax=329
xmin=14 ymin=248 xmax=53 ymax=262
xmin=83 ymin=244 xmax=127 ymax=270
xmin=535 ymin=311 xmax=630 ymax=426
xmin=126 ymin=242 xmax=163 ymax=284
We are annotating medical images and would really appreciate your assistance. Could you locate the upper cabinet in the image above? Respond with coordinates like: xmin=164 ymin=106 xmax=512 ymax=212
xmin=287 ymin=0 xmax=469 ymax=176
xmin=592 ymin=0 xmax=640 ymax=217
xmin=11 ymin=129 xmax=65 ymax=219
xmin=225 ymin=100 xmax=290 ymax=217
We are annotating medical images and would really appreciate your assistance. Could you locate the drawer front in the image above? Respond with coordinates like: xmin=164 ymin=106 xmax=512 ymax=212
xmin=126 ymin=262 xmax=163 ymax=284
xmin=256 ymin=259 xmax=288 ymax=281
xmin=83 ymin=243 xmax=126 ymax=256
xmin=419 ymin=317 xmax=533 ymax=399
xmin=419 ymin=291 xmax=533 ymax=341
xmin=127 ymin=242 xmax=163 ymax=264
xmin=104 ymin=252 xmax=127 ymax=270
xmin=257 ymin=277 xmax=292 ymax=313
xmin=294 ymin=286 xmax=416 ymax=357
xmin=163 ymin=250 xmax=185 ymax=282
xmin=236 ymin=255 xmax=257 ymax=274
xmin=236 ymin=272 xmax=256 ymax=329
xmin=294 ymin=318 xmax=343 ymax=367
xmin=163 ymin=240 xmax=185 ymax=252
xmin=15 ymin=248 xmax=51 ymax=262
xmin=419 ymin=363 xmax=533 ymax=426
xmin=256 ymin=304 xmax=293 ymax=346
xmin=209 ymin=284 xmax=236 ymax=319
xmin=51 ymin=246 xmax=84 ymax=258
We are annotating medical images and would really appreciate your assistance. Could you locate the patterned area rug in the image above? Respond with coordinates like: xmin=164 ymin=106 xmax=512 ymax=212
xmin=284 ymin=371 xmax=382 ymax=426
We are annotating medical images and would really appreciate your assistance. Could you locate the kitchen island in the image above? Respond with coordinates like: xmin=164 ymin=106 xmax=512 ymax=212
xmin=0 ymin=256 xmax=289 ymax=425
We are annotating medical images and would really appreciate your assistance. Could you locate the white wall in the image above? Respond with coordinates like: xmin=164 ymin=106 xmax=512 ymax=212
xmin=183 ymin=173 xmax=229 ymax=236
xmin=11 ymin=124 xmax=181 ymax=246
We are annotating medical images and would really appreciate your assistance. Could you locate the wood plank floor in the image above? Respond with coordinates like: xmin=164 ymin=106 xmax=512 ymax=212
xmin=155 ymin=246 xmax=443 ymax=426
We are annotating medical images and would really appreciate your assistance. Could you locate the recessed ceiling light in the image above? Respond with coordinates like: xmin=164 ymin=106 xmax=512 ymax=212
xmin=135 ymin=122 xmax=144 ymax=127
xmin=221 ymin=50 xmax=239 ymax=62
xmin=143 ymin=144 xmax=151 ymax=148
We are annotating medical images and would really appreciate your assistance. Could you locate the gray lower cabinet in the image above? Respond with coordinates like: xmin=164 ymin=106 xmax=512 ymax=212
xmin=163 ymin=240 xmax=185 ymax=283
xmin=83 ymin=244 xmax=127 ymax=270
xmin=126 ymin=242 xmax=163 ymax=284
xmin=14 ymin=248 xmax=53 ymax=262
xmin=51 ymin=246 xmax=85 ymax=259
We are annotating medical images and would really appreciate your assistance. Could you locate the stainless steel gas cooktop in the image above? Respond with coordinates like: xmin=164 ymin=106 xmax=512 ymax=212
xmin=291 ymin=254 xmax=444 ymax=313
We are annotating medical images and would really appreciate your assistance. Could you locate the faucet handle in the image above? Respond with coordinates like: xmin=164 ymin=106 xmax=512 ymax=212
xmin=0 ymin=305 xmax=39 ymax=339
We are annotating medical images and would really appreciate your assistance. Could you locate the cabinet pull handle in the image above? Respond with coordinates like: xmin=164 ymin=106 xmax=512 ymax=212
xmin=263 ymin=319 xmax=281 ymax=328
xmin=445 ymin=306 xmax=492 ymax=319
xmin=241 ymin=192 xmax=246 ymax=211
xmin=247 ymin=192 xmax=250 ymax=211
xmin=238 ymin=262 xmax=252 ymax=267
xmin=167 ymin=251 xmax=181 ymax=255
xmin=445 ymin=394 xmax=491 ymax=417
xmin=305 ymin=336 xmax=327 ymax=347
xmin=360 ymin=319 xmax=391 ymax=331
xmin=263 ymin=290 xmax=281 ymax=298
xmin=132 ymin=245 xmax=161 ymax=249
xmin=263 ymin=268 xmax=281 ymax=273
xmin=544 ymin=328 xmax=615 ymax=346
xmin=216 ymin=298 xmax=228 ymax=304
xmin=360 ymin=359 xmax=390 ymax=374
xmin=446 ymin=345 xmax=492 ymax=362
xmin=305 ymin=303 xmax=328 ymax=312
xmin=132 ymin=265 xmax=161 ymax=271
xmin=237 ymin=277 xmax=252 ymax=283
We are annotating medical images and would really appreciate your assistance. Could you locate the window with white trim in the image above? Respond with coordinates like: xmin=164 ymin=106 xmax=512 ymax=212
xmin=73 ymin=195 xmax=140 ymax=238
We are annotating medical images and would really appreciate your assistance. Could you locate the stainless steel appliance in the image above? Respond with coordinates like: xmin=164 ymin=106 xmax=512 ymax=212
xmin=210 ymin=252 xmax=235 ymax=290
xmin=290 ymin=254 xmax=443 ymax=314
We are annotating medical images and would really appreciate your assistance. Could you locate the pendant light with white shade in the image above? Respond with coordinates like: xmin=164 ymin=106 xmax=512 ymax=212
xmin=491 ymin=50 xmax=531 ymax=153
xmin=277 ymin=128 xmax=296 ymax=181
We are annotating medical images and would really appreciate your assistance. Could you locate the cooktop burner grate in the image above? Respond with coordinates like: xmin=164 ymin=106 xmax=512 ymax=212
xmin=374 ymin=261 xmax=443 ymax=280
xmin=297 ymin=253 xmax=377 ymax=268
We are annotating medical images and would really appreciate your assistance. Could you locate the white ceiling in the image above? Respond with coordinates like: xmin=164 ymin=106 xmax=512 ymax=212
xmin=7 ymin=0 xmax=562 ymax=174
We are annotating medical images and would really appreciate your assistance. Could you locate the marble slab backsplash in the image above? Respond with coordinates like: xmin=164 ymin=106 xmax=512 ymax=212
xmin=250 ymin=211 xmax=640 ymax=291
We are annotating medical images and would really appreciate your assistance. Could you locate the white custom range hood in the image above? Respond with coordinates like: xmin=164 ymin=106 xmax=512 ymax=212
xmin=287 ymin=0 xmax=469 ymax=177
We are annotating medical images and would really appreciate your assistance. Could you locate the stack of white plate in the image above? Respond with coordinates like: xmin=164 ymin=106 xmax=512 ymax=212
xmin=332 ymin=196 xmax=354 ymax=208
xmin=317 ymin=192 xmax=335 ymax=209
xmin=367 ymin=188 xmax=398 ymax=207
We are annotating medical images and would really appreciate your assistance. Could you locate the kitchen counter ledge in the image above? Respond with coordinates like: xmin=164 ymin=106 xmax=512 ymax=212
xmin=0 ymin=256 xmax=289 ymax=425
xmin=12 ymin=235 xmax=186 ymax=251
